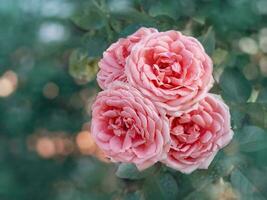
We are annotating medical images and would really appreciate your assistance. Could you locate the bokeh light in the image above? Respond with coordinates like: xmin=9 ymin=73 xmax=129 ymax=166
xmin=43 ymin=82 xmax=59 ymax=99
xmin=40 ymin=1 xmax=73 ymax=18
xmin=259 ymin=35 xmax=267 ymax=53
xmin=76 ymin=131 xmax=96 ymax=155
xmin=38 ymin=22 xmax=69 ymax=43
xmin=238 ymin=37 xmax=258 ymax=55
xmin=256 ymin=0 xmax=267 ymax=15
xmin=0 ymin=70 xmax=18 ymax=97
xmin=259 ymin=56 xmax=267 ymax=76
xmin=36 ymin=137 xmax=56 ymax=158
xmin=27 ymin=128 xmax=109 ymax=163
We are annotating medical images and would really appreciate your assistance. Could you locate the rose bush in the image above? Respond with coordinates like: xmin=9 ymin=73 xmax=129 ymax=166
xmin=126 ymin=30 xmax=213 ymax=116
xmin=92 ymin=27 xmax=233 ymax=174
xmin=91 ymin=82 xmax=170 ymax=170
xmin=163 ymin=94 xmax=233 ymax=173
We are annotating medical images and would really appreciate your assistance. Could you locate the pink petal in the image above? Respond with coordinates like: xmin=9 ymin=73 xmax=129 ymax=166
xmin=109 ymin=136 xmax=122 ymax=152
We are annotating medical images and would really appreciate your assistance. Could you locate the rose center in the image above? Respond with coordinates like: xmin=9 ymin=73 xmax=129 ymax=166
xmin=108 ymin=115 xmax=136 ymax=137
xmin=146 ymin=50 xmax=185 ymax=89
xmin=170 ymin=113 xmax=206 ymax=146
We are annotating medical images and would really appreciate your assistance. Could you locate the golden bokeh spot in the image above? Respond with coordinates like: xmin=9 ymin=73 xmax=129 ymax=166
xmin=36 ymin=137 xmax=56 ymax=158
xmin=55 ymin=137 xmax=74 ymax=156
xmin=0 ymin=70 xmax=18 ymax=97
xmin=76 ymin=131 xmax=96 ymax=155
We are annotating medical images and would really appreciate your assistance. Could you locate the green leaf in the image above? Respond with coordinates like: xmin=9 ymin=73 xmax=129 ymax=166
xmin=212 ymin=48 xmax=228 ymax=66
xmin=83 ymin=34 xmax=108 ymax=57
xmin=111 ymin=7 xmax=155 ymax=25
xmin=71 ymin=3 xmax=105 ymax=30
xmin=230 ymin=106 xmax=246 ymax=129
xmin=230 ymin=102 xmax=267 ymax=129
xmin=231 ymin=168 xmax=265 ymax=200
xmin=182 ymin=153 xmax=239 ymax=200
xmin=219 ymin=68 xmax=252 ymax=102
xmin=198 ymin=27 xmax=215 ymax=55
xmin=257 ymin=88 xmax=267 ymax=103
xmin=119 ymin=24 xmax=146 ymax=38
xmin=145 ymin=0 xmax=195 ymax=19
xmin=116 ymin=164 xmax=157 ymax=180
xmin=68 ymin=49 xmax=99 ymax=82
xmin=124 ymin=191 xmax=144 ymax=200
xmin=158 ymin=173 xmax=179 ymax=200
xmin=143 ymin=173 xmax=178 ymax=200
xmin=192 ymin=15 xmax=206 ymax=25
xmin=236 ymin=126 xmax=267 ymax=152
xmin=148 ymin=0 xmax=180 ymax=20
xmin=154 ymin=15 xmax=176 ymax=31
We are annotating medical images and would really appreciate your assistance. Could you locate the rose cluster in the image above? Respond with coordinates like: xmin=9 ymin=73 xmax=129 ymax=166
xmin=91 ymin=27 xmax=233 ymax=173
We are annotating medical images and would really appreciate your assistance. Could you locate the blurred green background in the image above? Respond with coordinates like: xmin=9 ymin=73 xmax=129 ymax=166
xmin=1 ymin=0 xmax=267 ymax=199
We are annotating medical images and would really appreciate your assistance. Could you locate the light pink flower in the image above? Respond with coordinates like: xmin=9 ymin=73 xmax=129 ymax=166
xmin=163 ymin=94 xmax=233 ymax=174
xmin=97 ymin=27 xmax=158 ymax=89
xmin=91 ymin=82 xmax=170 ymax=170
xmin=126 ymin=30 xmax=213 ymax=116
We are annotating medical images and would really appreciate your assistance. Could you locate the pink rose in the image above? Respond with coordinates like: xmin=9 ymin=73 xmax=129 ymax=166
xmin=91 ymin=82 xmax=170 ymax=170
xmin=126 ymin=30 xmax=213 ymax=116
xmin=163 ymin=94 xmax=233 ymax=174
xmin=97 ymin=27 xmax=158 ymax=89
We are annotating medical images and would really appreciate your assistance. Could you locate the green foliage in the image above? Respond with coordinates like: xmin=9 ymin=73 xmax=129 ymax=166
xmin=220 ymin=68 xmax=252 ymax=103
xmin=236 ymin=126 xmax=267 ymax=152
xmin=198 ymin=27 xmax=215 ymax=55
xmin=143 ymin=172 xmax=178 ymax=200
xmin=124 ymin=191 xmax=144 ymax=200
xmin=69 ymin=49 xmax=99 ymax=83
xmin=231 ymin=168 xmax=265 ymax=200
xmin=148 ymin=0 xmax=180 ymax=20
xmin=257 ymin=88 xmax=267 ymax=103
xmin=71 ymin=1 xmax=106 ymax=30
xmin=116 ymin=163 xmax=157 ymax=180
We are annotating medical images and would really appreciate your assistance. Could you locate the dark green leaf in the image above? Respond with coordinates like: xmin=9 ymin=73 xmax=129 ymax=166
xmin=116 ymin=164 xmax=156 ymax=180
xmin=124 ymin=191 xmax=144 ymax=200
xmin=119 ymin=24 xmax=146 ymax=38
xmin=71 ymin=3 xmax=105 ymax=30
xmin=236 ymin=126 xmax=267 ymax=152
xmin=219 ymin=68 xmax=252 ymax=102
xmin=230 ymin=107 xmax=246 ymax=129
xmin=231 ymin=168 xmax=265 ymax=200
xmin=111 ymin=7 xmax=155 ymax=25
xmin=192 ymin=15 xmax=206 ymax=25
xmin=198 ymin=27 xmax=215 ymax=55
xmin=230 ymin=102 xmax=267 ymax=129
xmin=257 ymin=88 xmax=267 ymax=103
xmin=154 ymin=15 xmax=175 ymax=31
xmin=83 ymin=34 xmax=108 ymax=57
xmin=143 ymin=173 xmax=178 ymax=200
xmin=148 ymin=0 xmax=180 ymax=20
